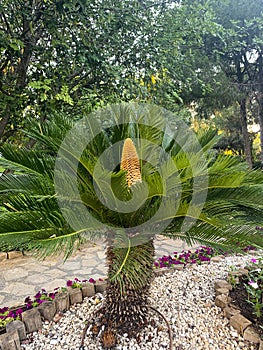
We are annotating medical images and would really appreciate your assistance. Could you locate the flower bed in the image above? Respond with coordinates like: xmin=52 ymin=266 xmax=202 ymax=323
xmin=228 ymin=257 xmax=263 ymax=339
xmin=0 ymin=245 xmax=261 ymax=349
xmin=153 ymin=246 xmax=215 ymax=268
xmin=214 ymin=257 xmax=263 ymax=346
xmin=0 ymin=278 xmax=104 ymax=333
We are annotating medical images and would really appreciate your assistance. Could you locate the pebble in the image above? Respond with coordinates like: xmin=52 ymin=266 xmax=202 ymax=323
xmin=20 ymin=253 xmax=261 ymax=350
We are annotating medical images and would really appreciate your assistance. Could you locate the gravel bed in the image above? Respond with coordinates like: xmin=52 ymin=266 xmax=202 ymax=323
xmin=21 ymin=254 xmax=261 ymax=350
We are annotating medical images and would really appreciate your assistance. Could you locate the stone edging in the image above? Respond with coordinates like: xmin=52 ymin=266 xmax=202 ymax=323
xmin=1 ymin=255 xmax=262 ymax=349
xmin=0 ymin=251 xmax=24 ymax=262
xmin=214 ymin=270 xmax=263 ymax=350
xmin=0 ymin=256 xmax=216 ymax=349
xmin=0 ymin=280 xmax=107 ymax=350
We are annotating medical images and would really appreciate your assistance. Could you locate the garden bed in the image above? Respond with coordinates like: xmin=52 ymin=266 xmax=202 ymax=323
xmin=229 ymin=275 xmax=263 ymax=339
xmin=1 ymin=248 xmax=262 ymax=350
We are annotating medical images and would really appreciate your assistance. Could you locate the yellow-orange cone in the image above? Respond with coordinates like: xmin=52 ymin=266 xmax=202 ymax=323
xmin=120 ymin=138 xmax=142 ymax=187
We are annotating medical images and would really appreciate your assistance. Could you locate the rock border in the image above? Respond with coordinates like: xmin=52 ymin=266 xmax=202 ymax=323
xmin=0 ymin=280 xmax=107 ymax=350
xmin=0 ymin=251 xmax=24 ymax=262
xmin=214 ymin=269 xmax=263 ymax=349
xmin=1 ymin=254 xmax=262 ymax=350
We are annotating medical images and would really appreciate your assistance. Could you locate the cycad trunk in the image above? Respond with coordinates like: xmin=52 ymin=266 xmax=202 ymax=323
xmin=101 ymin=239 xmax=155 ymax=338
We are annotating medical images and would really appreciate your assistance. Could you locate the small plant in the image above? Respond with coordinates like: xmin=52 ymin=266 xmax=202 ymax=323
xmin=66 ymin=277 xmax=98 ymax=288
xmin=66 ymin=278 xmax=83 ymax=289
xmin=154 ymin=246 xmax=215 ymax=268
xmin=0 ymin=307 xmax=23 ymax=329
xmin=244 ymin=258 xmax=263 ymax=319
xmin=227 ymin=265 xmax=240 ymax=288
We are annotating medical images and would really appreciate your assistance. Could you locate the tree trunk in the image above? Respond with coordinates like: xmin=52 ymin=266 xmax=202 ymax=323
xmin=93 ymin=238 xmax=155 ymax=347
xmin=239 ymin=98 xmax=253 ymax=169
xmin=256 ymin=50 xmax=263 ymax=168
xmin=0 ymin=111 xmax=11 ymax=140
xmin=0 ymin=6 xmax=43 ymax=141
xmin=258 ymin=96 xmax=263 ymax=168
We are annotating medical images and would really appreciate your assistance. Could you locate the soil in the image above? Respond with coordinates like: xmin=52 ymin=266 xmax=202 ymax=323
xmin=229 ymin=275 xmax=263 ymax=339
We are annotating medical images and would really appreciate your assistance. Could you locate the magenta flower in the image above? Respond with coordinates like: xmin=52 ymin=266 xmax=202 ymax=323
xmin=34 ymin=291 xmax=42 ymax=299
xmin=251 ymin=258 xmax=257 ymax=263
xmin=89 ymin=278 xmax=96 ymax=284
xmin=66 ymin=280 xmax=73 ymax=287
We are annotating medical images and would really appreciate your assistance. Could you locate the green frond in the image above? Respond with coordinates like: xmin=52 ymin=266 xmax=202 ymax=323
xmin=0 ymin=145 xmax=54 ymax=178
xmin=1 ymin=102 xmax=263 ymax=265
xmin=0 ymin=174 xmax=53 ymax=195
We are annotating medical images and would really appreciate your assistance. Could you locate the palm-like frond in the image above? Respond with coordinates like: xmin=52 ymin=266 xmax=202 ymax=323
xmin=0 ymin=103 xmax=262 ymax=260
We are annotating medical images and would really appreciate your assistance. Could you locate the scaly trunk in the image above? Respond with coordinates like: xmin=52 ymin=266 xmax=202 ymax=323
xmin=104 ymin=239 xmax=154 ymax=332
xmin=92 ymin=238 xmax=155 ymax=348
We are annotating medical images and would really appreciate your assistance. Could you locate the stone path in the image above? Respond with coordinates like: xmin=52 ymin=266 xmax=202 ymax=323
xmin=0 ymin=236 xmax=199 ymax=308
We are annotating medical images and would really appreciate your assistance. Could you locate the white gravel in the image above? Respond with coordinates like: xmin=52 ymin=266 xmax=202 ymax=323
xmin=21 ymin=253 xmax=261 ymax=350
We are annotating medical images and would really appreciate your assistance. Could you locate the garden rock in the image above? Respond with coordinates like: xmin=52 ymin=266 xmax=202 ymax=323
xmin=153 ymin=268 xmax=165 ymax=276
xmin=82 ymin=283 xmax=95 ymax=298
xmin=215 ymin=294 xmax=229 ymax=309
xmin=215 ymin=288 xmax=229 ymax=296
xmin=95 ymin=281 xmax=107 ymax=293
xmin=7 ymin=251 xmax=23 ymax=260
xmin=0 ymin=252 xmax=7 ymax=262
xmin=215 ymin=280 xmax=232 ymax=291
xmin=69 ymin=288 xmax=83 ymax=305
xmin=229 ymin=314 xmax=252 ymax=334
xmin=22 ymin=309 xmax=42 ymax=333
xmin=55 ymin=292 xmax=70 ymax=312
xmin=37 ymin=301 xmax=56 ymax=322
xmin=243 ymin=326 xmax=261 ymax=343
xmin=223 ymin=306 xmax=241 ymax=319
xmin=210 ymin=256 xmax=223 ymax=263
xmin=6 ymin=320 xmax=26 ymax=341
xmin=0 ymin=329 xmax=20 ymax=350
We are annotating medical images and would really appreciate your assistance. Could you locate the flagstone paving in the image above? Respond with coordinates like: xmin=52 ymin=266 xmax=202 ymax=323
xmin=0 ymin=236 xmax=198 ymax=307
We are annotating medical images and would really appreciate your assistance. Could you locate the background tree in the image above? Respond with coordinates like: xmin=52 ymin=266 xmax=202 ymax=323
xmin=1 ymin=0 xmax=235 ymax=144
xmin=201 ymin=0 xmax=263 ymax=168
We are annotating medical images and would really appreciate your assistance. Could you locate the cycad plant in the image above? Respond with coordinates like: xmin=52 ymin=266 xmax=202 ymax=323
xmin=0 ymin=103 xmax=263 ymax=347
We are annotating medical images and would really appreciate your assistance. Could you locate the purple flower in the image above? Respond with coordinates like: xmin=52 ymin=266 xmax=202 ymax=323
xmin=0 ymin=307 xmax=8 ymax=314
xmin=38 ymin=300 xmax=46 ymax=304
xmin=251 ymin=258 xmax=257 ymax=263
xmin=24 ymin=296 xmax=31 ymax=303
xmin=7 ymin=311 xmax=15 ymax=318
xmin=66 ymin=280 xmax=73 ymax=287
xmin=34 ymin=291 xmax=42 ymax=299
xmin=89 ymin=278 xmax=96 ymax=284
xmin=49 ymin=293 xmax=56 ymax=299
xmin=15 ymin=309 xmax=23 ymax=319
